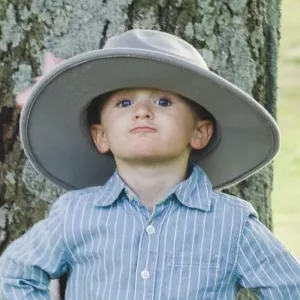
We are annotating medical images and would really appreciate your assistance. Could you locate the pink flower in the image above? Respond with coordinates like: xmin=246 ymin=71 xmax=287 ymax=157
xmin=16 ymin=52 xmax=64 ymax=109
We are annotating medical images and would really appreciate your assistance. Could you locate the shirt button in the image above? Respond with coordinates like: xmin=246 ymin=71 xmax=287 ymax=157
xmin=146 ymin=225 xmax=155 ymax=235
xmin=141 ymin=269 xmax=150 ymax=280
xmin=127 ymin=192 xmax=134 ymax=201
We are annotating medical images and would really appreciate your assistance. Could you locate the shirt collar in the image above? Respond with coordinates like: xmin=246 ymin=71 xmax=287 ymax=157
xmin=95 ymin=170 xmax=126 ymax=207
xmin=95 ymin=165 xmax=212 ymax=211
xmin=174 ymin=165 xmax=212 ymax=211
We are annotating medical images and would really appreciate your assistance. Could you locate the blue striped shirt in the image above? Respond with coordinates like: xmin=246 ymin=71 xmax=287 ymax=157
xmin=0 ymin=165 xmax=300 ymax=299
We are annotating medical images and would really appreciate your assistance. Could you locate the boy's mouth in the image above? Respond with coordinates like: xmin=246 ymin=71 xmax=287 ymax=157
xmin=129 ymin=126 xmax=157 ymax=133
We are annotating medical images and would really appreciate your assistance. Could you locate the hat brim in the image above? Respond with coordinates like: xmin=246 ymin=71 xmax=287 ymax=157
xmin=20 ymin=48 xmax=280 ymax=191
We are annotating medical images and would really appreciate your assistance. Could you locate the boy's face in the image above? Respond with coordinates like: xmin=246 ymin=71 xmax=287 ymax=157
xmin=90 ymin=88 xmax=213 ymax=164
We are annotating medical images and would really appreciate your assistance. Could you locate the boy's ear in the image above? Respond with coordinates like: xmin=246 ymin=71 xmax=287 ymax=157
xmin=90 ymin=124 xmax=110 ymax=153
xmin=190 ymin=119 xmax=214 ymax=150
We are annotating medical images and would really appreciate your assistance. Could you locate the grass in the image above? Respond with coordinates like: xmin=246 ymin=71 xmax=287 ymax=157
xmin=272 ymin=0 xmax=300 ymax=259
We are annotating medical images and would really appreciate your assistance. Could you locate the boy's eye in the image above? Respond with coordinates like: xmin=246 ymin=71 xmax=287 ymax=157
xmin=155 ymin=98 xmax=172 ymax=107
xmin=118 ymin=99 xmax=132 ymax=107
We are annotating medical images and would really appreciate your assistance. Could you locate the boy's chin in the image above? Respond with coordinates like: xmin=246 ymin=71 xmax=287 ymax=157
xmin=115 ymin=151 xmax=185 ymax=165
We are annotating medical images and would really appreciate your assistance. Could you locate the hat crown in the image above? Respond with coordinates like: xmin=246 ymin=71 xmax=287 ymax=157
xmin=104 ymin=29 xmax=209 ymax=70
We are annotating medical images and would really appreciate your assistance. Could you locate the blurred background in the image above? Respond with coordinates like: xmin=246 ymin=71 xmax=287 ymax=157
xmin=273 ymin=0 xmax=300 ymax=259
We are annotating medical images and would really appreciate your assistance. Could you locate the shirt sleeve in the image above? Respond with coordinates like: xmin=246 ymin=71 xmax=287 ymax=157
xmin=0 ymin=193 xmax=70 ymax=300
xmin=237 ymin=212 xmax=300 ymax=299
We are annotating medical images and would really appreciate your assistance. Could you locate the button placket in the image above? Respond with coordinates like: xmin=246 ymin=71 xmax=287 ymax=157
xmin=136 ymin=201 xmax=173 ymax=300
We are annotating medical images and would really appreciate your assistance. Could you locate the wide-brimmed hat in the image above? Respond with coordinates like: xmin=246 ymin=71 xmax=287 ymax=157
xmin=19 ymin=29 xmax=280 ymax=191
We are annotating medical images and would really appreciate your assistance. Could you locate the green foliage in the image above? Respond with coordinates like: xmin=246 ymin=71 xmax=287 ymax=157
xmin=272 ymin=0 xmax=300 ymax=260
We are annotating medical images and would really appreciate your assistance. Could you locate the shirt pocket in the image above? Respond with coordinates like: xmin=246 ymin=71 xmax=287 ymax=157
xmin=163 ymin=251 xmax=220 ymax=300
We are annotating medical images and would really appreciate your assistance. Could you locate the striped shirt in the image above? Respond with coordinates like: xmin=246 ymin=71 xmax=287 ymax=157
xmin=0 ymin=165 xmax=300 ymax=300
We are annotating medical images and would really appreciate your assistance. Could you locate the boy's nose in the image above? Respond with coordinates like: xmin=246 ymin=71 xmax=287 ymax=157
xmin=132 ymin=103 xmax=154 ymax=120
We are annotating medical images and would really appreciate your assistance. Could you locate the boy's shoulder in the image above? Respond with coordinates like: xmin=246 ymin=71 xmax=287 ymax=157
xmin=63 ymin=185 xmax=105 ymax=199
xmin=69 ymin=185 xmax=105 ymax=197
xmin=211 ymin=190 xmax=258 ymax=218
xmin=51 ymin=185 xmax=106 ymax=211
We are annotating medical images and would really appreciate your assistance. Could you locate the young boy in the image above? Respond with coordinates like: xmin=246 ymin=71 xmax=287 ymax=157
xmin=0 ymin=29 xmax=300 ymax=300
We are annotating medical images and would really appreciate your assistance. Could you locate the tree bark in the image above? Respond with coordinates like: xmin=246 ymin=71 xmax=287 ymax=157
xmin=0 ymin=0 xmax=280 ymax=299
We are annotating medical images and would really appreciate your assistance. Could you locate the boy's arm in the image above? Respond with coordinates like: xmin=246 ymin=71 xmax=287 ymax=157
xmin=237 ymin=212 xmax=300 ymax=299
xmin=0 ymin=193 xmax=70 ymax=300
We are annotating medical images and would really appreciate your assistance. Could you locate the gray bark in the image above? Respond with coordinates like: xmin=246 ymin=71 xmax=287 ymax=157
xmin=0 ymin=0 xmax=281 ymax=299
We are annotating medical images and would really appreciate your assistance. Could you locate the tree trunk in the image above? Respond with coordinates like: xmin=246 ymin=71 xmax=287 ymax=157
xmin=0 ymin=0 xmax=280 ymax=299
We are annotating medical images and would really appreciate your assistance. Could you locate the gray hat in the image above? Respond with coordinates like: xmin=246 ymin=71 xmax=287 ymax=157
xmin=20 ymin=29 xmax=280 ymax=191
